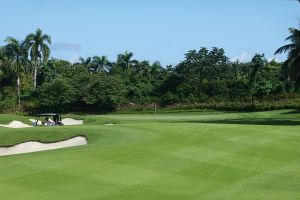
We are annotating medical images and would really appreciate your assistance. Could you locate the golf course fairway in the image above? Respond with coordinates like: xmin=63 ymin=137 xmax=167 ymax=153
xmin=0 ymin=110 xmax=300 ymax=199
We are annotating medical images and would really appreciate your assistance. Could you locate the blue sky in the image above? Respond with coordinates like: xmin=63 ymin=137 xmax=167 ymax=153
xmin=0 ymin=0 xmax=299 ymax=65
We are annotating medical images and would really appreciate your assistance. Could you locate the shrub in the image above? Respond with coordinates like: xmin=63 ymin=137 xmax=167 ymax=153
xmin=0 ymin=87 xmax=17 ymax=112
xmin=37 ymin=78 xmax=76 ymax=112
xmin=83 ymin=75 xmax=127 ymax=111
xmin=160 ymin=91 xmax=179 ymax=106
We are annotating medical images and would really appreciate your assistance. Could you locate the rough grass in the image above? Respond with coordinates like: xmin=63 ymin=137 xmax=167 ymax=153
xmin=0 ymin=109 xmax=300 ymax=199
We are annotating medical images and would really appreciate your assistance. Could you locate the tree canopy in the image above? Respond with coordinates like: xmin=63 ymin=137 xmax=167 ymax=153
xmin=0 ymin=28 xmax=299 ymax=113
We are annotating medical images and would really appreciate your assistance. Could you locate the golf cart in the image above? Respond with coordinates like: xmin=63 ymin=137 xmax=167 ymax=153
xmin=33 ymin=113 xmax=64 ymax=127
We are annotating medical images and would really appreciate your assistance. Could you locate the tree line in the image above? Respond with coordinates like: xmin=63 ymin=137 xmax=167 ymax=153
xmin=0 ymin=26 xmax=299 ymax=113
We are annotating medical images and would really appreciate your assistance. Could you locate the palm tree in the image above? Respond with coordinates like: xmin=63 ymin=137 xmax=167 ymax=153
xmin=117 ymin=51 xmax=137 ymax=75
xmin=107 ymin=61 xmax=121 ymax=75
xmin=149 ymin=61 xmax=162 ymax=81
xmin=25 ymin=28 xmax=51 ymax=89
xmin=76 ymin=56 xmax=94 ymax=73
xmin=91 ymin=56 xmax=110 ymax=73
xmin=275 ymin=28 xmax=300 ymax=89
xmin=131 ymin=60 xmax=150 ymax=78
xmin=249 ymin=54 xmax=266 ymax=105
xmin=79 ymin=56 xmax=92 ymax=68
xmin=4 ymin=37 xmax=29 ymax=107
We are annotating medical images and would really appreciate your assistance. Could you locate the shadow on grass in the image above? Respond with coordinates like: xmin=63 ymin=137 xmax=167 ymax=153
xmin=195 ymin=118 xmax=300 ymax=126
xmin=282 ymin=110 xmax=300 ymax=115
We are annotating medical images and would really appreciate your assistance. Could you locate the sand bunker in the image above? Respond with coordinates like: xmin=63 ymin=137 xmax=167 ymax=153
xmin=62 ymin=118 xmax=83 ymax=126
xmin=0 ymin=136 xmax=87 ymax=156
xmin=0 ymin=121 xmax=31 ymax=128
xmin=105 ymin=123 xmax=115 ymax=126
xmin=29 ymin=118 xmax=83 ymax=126
xmin=0 ymin=118 xmax=83 ymax=128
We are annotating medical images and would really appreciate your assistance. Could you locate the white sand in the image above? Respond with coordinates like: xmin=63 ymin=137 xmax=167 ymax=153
xmin=105 ymin=123 xmax=114 ymax=126
xmin=0 ymin=118 xmax=83 ymax=128
xmin=62 ymin=118 xmax=83 ymax=125
xmin=30 ymin=118 xmax=83 ymax=126
xmin=0 ymin=136 xmax=87 ymax=157
xmin=0 ymin=121 xmax=31 ymax=128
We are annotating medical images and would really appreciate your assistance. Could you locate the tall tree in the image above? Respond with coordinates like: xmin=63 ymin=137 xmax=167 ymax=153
xmin=78 ymin=57 xmax=91 ymax=68
xmin=176 ymin=47 xmax=230 ymax=97
xmin=91 ymin=56 xmax=110 ymax=73
xmin=249 ymin=54 xmax=266 ymax=104
xmin=149 ymin=61 xmax=162 ymax=81
xmin=4 ymin=37 xmax=29 ymax=106
xmin=117 ymin=51 xmax=137 ymax=75
xmin=275 ymin=28 xmax=300 ymax=89
xmin=25 ymin=28 xmax=51 ymax=88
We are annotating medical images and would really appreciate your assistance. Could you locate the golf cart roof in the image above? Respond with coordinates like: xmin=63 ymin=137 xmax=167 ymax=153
xmin=36 ymin=113 xmax=61 ymax=116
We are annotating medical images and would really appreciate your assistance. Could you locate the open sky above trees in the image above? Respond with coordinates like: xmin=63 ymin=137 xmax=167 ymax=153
xmin=0 ymin=0 xmax=299 ymax=65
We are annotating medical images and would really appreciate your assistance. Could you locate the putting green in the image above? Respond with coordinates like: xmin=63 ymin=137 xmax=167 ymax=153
xmin=0 ymin=110 xmax=300 ymax=199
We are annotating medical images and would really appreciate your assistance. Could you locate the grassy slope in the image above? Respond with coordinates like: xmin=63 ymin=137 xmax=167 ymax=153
xmin=0 ymin=110 xmax=299 ymax=199
xmin=0 ymin=114 xmax=33 ymax=125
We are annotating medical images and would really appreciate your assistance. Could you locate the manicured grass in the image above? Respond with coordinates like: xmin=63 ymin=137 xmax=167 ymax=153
xmin=0 ymin=114 xmax=33 ymax=125
xmin=0 ymin=110 xmax=300 ymax=199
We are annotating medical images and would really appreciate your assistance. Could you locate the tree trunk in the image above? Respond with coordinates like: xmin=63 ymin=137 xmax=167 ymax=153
xmin=33 ymin=59 xmax=39 ymax=89
xmin=16 ymin=64 xmax=21 ymax=107
xmin=33 ymin=64 xmax=37 ymax=89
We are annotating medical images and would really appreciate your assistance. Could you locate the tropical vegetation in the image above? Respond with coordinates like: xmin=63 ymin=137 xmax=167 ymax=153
xmin=0 ymin=23 xmax=299 ymax=113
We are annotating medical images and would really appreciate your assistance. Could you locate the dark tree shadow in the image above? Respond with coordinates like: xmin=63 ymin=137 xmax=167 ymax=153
xmin=193 ymin=118 xmax=300 ymax=126
xmin=282 ymin=110 xmax=300 ymax=115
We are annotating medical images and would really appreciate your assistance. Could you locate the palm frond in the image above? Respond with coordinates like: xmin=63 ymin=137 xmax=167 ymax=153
xmin=36 ymin=28 xmax=42 ymax=38
xmin=287 ymin=48 xmax=300 ymax=62
xmin=42 ymin=34 xmax=51 ymax=44
xmin=275 ymin=44 xmax=296 ymax=55
xmin=41 ymin=44 xmax=50 ymax=61
xmin=4 ymin=36 xmax=19 ymax=45
xmin=25 ymin=33 xmax=35 ymax=41
xmin=30 ymin=43 xmax=39 ymax=60
xmin=25 ymin=28 xmax=51 ymax=62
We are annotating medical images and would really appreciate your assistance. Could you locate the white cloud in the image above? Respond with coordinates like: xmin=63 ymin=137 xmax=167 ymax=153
xmin=69 ymin=54 xmax=81 ymax=64
xmin=231 ymin=51 xmax=253 ymax=63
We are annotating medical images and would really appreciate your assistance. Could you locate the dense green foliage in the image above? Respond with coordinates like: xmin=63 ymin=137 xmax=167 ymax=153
xmin=0 ymin=27 xmax=300 ymax=113
xmin=1 ymin=110 xmax=300 ymax=199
